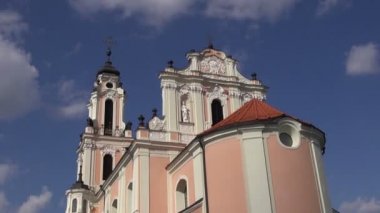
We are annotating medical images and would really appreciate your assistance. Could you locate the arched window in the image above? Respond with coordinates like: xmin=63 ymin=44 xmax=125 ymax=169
xmin=127 ymin=183 xmax=133 ymax=213
xmin=176 ymin=179 xmax=188 ymax=212
xmin=211 ymin=99 xmax=223 ymax=125
xmin=111 ymin=199 xmax=117 ymax=213
xmin=82 ymin=199 xmax=87 ymax=213
xmin=102 ymin=154 xmax=113 ymax=180
xmin=71 ymin=198 xmax=77 ymax=212
xmin=104 ymin=99 xmax=113 ymax=135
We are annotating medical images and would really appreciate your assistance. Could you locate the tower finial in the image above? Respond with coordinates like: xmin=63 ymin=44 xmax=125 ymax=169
xmin=207 ymin=34 xmax=214 ymax=49
xmin=104 ymin=36 xmax=115 ymax=63
xmin=78 ymin=165 xmax=84 ymax=183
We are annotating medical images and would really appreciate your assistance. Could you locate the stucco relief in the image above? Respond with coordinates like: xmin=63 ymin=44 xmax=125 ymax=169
xmin=241 ymin=92 xmax=266 ymax=103
xmin=207 ymin=85 xmax=227 ymax=103
xmin=200 ymin=56 xmax=226 ymax=74
xmin=228 ymin=89 xmax=241 ymax=97
xmin=161 ymin=81 xmax=177 ymax=90
xmin=83 ymin=140 xmax=96 ymax=150
xmin=179 ymin=85 xmax=190 ymax=95
xmin=148 ymin=116 xmax=166 ymax=131
xmin=105 ymin=90 xmax=116 ymax=99
xmin=98 ymin=145 xmax=116 ymax=156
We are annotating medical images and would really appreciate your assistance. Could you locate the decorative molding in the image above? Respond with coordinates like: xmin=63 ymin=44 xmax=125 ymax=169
xmin=149 ymin=131 xmax=166 ymax=141
xmin=98 ymin=145 xmax=116 ymax=156
xmin=228 ymin=89 xmax=241 ymax=97
xmin=161 ymin=81 xmax=177 ymax=90
xmin=241 ymin=92 xmax=266 ymax=103
xmin=200 ymin=56 xmax=226 ymax=74
xmin=179 ymin=85 xmax=191 ymax=95
xmin=83 ymin=140 xmax=96 ymax=150
xmin=105 ymin=90 xmax=117 ymax=99
xmin=207 ymin=85 xmax=227 ymax=103
xmin=148 ymin=116 xmax=166 ymax=131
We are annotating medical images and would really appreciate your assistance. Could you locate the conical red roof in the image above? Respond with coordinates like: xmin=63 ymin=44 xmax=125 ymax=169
xmin=200 ymin=99 xmax=285 ymax=136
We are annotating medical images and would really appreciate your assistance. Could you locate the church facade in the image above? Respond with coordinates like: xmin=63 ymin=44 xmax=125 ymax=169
xmin=65 ymin=45 xmax=332 ymax=213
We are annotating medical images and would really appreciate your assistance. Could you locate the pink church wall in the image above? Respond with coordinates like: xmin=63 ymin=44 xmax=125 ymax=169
xmin=111 ymin=179 xmax=119 ymax=200
xmin=125 ymin=159 xmax=134 ymax=211
xmin=170 ymin=132 xmax=179 ymax=141
xmin=172 ymin=159 xmax=195 ymax=212
xmin=267 ymin=134 xmax=321 ymax=213
xmin=115 ymin=150 xmax=121 ymax=164
xmin=94 ymin=150 xmax=101 ymax=185
xmin=125 ymin=159 xmax=133 ymax=183
xmin=150 ymin=157 xmax=169 ymax=213
xmin=205 ymin=137 xmax=247 ymax=213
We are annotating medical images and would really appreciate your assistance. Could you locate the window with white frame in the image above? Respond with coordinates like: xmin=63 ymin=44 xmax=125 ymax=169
xmin=176 ymin=179 xmax=188 ymax=212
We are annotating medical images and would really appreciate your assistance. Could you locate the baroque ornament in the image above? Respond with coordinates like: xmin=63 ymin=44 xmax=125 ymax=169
xmin=200 ymin=56 xmax=226 ymax=74
xmin=148 ymin=116 xmax=166 ymax=131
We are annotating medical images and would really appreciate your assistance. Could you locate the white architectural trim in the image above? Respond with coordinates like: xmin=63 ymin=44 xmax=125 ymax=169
xmin=138 ymin=148 xmax=150 ymax=213
xmin=175 ymin=176 xmax=189 ymax=212
xmin=192 ymin=147 xmax=204 ymax=201
xmin=310 ymin=139 xmax=332 ymax=213
xmin=240 ymin=127 xmax=273 ymax=213
xmin=277 ymin=119 xmax=302 ymax=149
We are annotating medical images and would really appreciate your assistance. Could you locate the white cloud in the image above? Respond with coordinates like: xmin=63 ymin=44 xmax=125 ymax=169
xmin=346 ymin=42 xmax=380 ymax=75
xmin=0 ymin=192 xmax=9 ymax=212
xmin=0 ymin=10 xmax=28 ymax=41
xmin=55 ymin=79 xmax=87 ymax=119
xmin=69 ymin=0 xmax=195 ymax=27
xmin=205 ymin=0 xmax=299 ymax=22
xmin=18 ymin=186 xmax=52 ymax=213
xmin=69 ymin=0 xmax=301 ymax=26
xmin=316 ymin=0 xmax=348 ymax=16
xmin=0 ymin=163 xmax=17 ymax=185
xmin=0 ymin=10 xmax=40 ymax=120
xmin=339 ymin=197 xmax=380 ymax=213
xmin=58 ymin=101 xmax=87 ymax=118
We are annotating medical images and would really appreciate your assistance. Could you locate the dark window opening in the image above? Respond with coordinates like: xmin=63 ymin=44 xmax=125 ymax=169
xmin=102 ymin=154 xmax=113 ymax=180
xmin=106 ymin=82 xmax=113 ymax=88
xmin=104 ymin=99 xmax=113 ymax=135
xmin=82 ymin=199 xmax=87 ymax=213
xmin=72 ymin=198 xmax=77 ymax=212
xmin=211 ymin=99 xmax=223 ymax=125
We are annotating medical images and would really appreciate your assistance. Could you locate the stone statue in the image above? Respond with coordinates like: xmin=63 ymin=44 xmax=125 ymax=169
xmin=181 ymin=102 xmax=190 ymax=122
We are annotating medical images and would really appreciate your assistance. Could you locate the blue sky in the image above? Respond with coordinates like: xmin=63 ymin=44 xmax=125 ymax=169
xmin=0 ymin=0 xmax=379 ymax=212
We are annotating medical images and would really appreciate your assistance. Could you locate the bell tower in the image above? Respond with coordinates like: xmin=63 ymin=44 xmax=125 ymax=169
xmin=74 ymin=47 xmax=132 ymax=192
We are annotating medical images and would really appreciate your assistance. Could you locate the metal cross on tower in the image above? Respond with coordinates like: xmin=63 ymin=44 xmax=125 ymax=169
xmin=104 ymin=36 xmax=115 ymax=62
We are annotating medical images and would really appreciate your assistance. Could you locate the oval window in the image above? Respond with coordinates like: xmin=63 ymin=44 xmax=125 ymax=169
xmin=279 ymin=132 xmax=293 ymax=147
xmin=106 ymin=82 xmax=113 ymax=88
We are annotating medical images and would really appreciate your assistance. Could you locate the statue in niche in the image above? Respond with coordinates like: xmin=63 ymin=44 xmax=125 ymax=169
xmin=181 ymin=102 xmax=190 ymax=122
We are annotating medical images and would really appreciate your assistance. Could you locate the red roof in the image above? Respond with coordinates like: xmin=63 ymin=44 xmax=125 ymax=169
xmin=200 ymin=99 xmax=285 ymax=136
